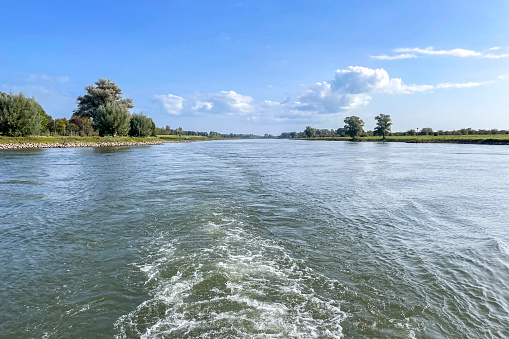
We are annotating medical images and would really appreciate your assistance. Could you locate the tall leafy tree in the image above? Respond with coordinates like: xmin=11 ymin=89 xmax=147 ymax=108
xmin=81 ymin=117 xmax=95 ymax=136
xmin=129 ymin=113 xmax=155 ymax=137
xmin=420 ymin=127 xmax=433 ymax=135
xmin=344 ymin=116 xmax=365 ymax=140
xmin=74 ymin=78 xmax=133 ymax=121
xmin=374 ymin=114 xmax=392 ymax=139
xmin=95 ymin=102 xmax=131 ymax=136
xmin=304 ymin=126 xmax=316 ymax=138
xmin=41 ymin=113 xmax=51 ymax=134
xmin=55 ymin=118 xmax=68 ymax=135
xmin=0 ymin=92 xmax=46 ymax=136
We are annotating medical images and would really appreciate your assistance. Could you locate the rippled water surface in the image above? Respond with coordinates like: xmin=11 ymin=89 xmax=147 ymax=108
xmin=1 ymin=140 xmax=509 ymax=338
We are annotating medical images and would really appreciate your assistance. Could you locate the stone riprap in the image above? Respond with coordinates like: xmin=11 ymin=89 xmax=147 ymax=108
xmin=0 ymin=141 xmax=163 ymax=149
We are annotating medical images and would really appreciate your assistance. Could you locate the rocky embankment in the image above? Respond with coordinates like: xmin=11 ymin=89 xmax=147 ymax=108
xmin=0 ymin=141 xmax=163 ymax=149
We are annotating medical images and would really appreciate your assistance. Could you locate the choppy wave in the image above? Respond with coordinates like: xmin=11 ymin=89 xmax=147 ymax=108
xmin=115 ymin=214 xmax=346 ymax=338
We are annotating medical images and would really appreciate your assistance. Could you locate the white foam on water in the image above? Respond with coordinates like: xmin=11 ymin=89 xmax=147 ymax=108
xmin=115 ymin=214 xmax=346 ymax=338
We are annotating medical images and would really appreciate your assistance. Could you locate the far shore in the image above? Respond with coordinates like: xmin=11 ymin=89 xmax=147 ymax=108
xmin=300 ymin=134 xmax=509 ymax=145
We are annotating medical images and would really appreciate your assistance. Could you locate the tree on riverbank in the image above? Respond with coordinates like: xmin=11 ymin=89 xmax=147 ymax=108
xmin=74 ymin=79 xmax=134 ymax=121
xmin=129 ymin=113 xmax=155 ymax=137
xmin=95 ymin=102 xmax=131 ymax=136
xmin=304 ymin=126 xmax=316 ymax=138
xmin=344 ymin=116 xmax=364 ymax=140
xmin=374 ymin=114 xmax=392 ymax=140
xmin=0 ymin=92 xmax=46 ymax=136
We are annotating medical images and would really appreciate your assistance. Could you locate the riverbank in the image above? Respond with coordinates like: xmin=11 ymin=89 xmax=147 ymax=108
xmin=301 ymin=134 xmax=509 ymax=144
xmin=0 ymin=141 xmax=165 ymax=149
xmin=0 ymin=135 xmax=210 ymax=149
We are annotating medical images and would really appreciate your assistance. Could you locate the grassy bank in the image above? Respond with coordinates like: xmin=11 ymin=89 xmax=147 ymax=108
xmin=157 ymin=135 xmax=209 ymax=141
xmin=301 ymin=134 xmax=509 ymax=144
xmin=0 ymin=135 xmax=208 ymax=144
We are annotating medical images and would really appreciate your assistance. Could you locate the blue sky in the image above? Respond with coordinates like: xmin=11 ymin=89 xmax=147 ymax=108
xmin=1 ymin=0 xmax=508 ymax=135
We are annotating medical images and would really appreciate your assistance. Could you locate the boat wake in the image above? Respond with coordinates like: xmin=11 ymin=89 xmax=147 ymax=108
xmin=115 ymin=214 xmax=345 ymax=338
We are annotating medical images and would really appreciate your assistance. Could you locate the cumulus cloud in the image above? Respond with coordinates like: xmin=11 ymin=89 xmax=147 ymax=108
xmin=293 ymin=66 xmax=490 ymax=113
xmin=155 ymin=90 xmax=255 ymax=116
xmin=154 ymin=94 xmax=183 ymax=115
xmin=155 ymin=66 xmax=490 ymax=121
xmin=371 ymin=46 xmax=508 ymax=60
xmin=295 ymin=66 xmax=411 ymax=113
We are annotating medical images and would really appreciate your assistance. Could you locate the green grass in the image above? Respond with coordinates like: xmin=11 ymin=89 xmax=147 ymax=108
xmin=157 ymin=135 xmax=209 ymax=141
xmin=303 ymin=134 xmax=509 ymax=143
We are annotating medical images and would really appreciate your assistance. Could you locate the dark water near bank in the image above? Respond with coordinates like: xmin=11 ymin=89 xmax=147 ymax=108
xmin=1 ymin=140 xmax=509 ymax=338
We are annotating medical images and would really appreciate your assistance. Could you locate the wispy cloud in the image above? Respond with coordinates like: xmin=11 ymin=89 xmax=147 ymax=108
xmin=371 ymin=46 xmax=508 ymax=60
xmin=0 ymin=74 xmax=75 ymax=117
xmin=27 ymin=74 xmax=71 ymax=83
xmin=371 ymin=53 xmax=417 ymax=60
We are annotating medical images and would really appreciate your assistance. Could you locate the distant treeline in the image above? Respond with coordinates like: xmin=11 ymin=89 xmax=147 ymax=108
xmin=154 ymin=125 xmax=268 ymax=139
xmin=279 ymin=126 xmax=509 ymax=139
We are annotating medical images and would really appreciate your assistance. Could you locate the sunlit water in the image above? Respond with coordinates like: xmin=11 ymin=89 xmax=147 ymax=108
xmin=1 ymin=140 xmax=508 ymax=338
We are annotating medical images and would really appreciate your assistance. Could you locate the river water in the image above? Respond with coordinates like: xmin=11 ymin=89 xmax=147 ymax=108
xmin=1 ymin=140 xmax=508 ymax=338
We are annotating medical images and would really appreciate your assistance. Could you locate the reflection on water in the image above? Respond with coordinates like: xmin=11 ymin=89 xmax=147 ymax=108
xmin=1 ymin=141 xmax=509 ymax=338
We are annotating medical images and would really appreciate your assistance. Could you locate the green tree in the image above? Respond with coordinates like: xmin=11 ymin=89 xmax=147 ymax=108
xmin=41 ymin=113 xmax=51 ymax=134
xmin=74 ymin=78 xmax=133 ymax=121
xmin=129 ymin=113 xmax=154 ymax=137
xmin=374 ymin=114 xmax=392 ymax=139
xmin=304 ymin=126 xmax=316 ymax=138
xmin=46 ymin=116 xmax=55 ymax=135
xmin=95 ymin=102 xmax=131 ymax=136
xmin=344 ymin=116 xmax=365 ymax=139
xmin=420 ymin=127 xmax=433 ymax=135
xmin=55 ymin=118 xmax=68 ymax=135
xmin=81 ymin=117 xmax=95 ymax=136
xmin=0 ymin=92 xmax=46 ymax=136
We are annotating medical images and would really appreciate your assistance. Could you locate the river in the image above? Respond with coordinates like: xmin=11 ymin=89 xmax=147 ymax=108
xmin=1 ymin=140 xmax=508 ymax=338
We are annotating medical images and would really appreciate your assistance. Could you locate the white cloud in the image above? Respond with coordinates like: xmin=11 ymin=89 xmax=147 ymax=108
xmin=1 ymin=74 xmax=75 ymax=117
xmin=484 ymin=54 xmax=509 ymax=59
xmin=295 ymin=66 xmax=408 ymax=112
xmin=435 ymin=82 xmax=488 ymax=89
xmin=293 ymin=66 xmax=491 ymax=114
xmin=395 ymin=47 xmax=482 ymax=57
xmin=370 ymin=53 xmax=417 ymax=60
xmin=155 ymin=66 xmax=491 ymax=122
xmin=154 ymin=94 xmax=183 ymax=115
xmin=27 ymin=74 xmax=71 ymax=83
xmin=155 ymin=90 xmax=255 ymax=116
xmin=372 ymin=46 xmax=508 ymax=60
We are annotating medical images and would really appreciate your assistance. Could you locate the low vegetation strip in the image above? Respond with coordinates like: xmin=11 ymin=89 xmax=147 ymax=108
xmin=0 ymin=141 xmax=163 ymax=149
xmin=302 ymin=134 xmax=509 ymax=144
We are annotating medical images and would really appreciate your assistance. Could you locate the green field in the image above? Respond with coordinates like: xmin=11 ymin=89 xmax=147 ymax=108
xmin=303 ymin=134 xmax=509 ymax=144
